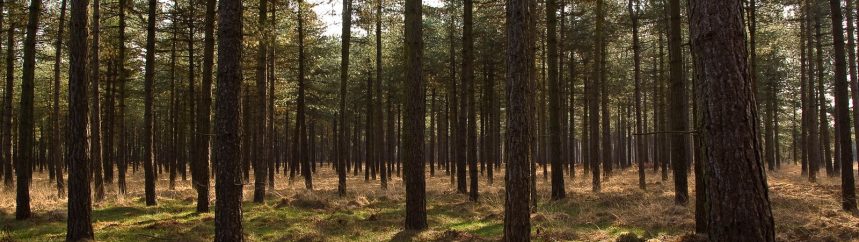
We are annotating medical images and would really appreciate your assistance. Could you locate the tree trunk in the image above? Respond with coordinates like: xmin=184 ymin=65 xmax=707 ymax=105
xmin=590 ymin=0 xmax=603 ymax=192
xmin=16 ymin=0 xmax=43 ymax=220
xmin=337 ymin=0 xmax=351 ymax=197
xmin=143 ymin=0 xmax=158 ymax=206
xmin=503 ymin=0 xmax=532 ymax=239
xmin=51 ymin=0 xmax=68 ymax=198
xmin=214 ymin=0 xmax=244 ymax=239
xmin=629 ymin=0 xmax=645 ymax=190
xmin=827 ymin=0 xmax=857 ymax=211
xmin=404 ymin=0 xmax=427 ymax=230
xmin=90 ymin=0 xmax=104 ymax=201
xmin=66 ymin=0 xmax=93 ymax=238
xmin=668 ymin=0 xmax=689 ymax=205
xmin=689 ymin=0 xmax=775 ymax=240
xmin=194 ymin=0 xmax=216 ymax=212
xmin=253 ymin=0 xmax=269 ymax=203
xmin=546 ymin=0 xmax=564 ymax=200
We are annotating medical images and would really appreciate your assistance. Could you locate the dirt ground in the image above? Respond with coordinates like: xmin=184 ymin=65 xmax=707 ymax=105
xmin=1 ymin=163 xmax=858 ymax=241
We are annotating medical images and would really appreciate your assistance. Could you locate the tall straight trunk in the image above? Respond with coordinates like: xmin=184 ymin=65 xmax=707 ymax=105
xmin=116 ymin=0 xmax=127 ymax=193
xmin=66 ymin=0 xmax=93 ymax=238
xmin=689 ymin=1 xmax=775 ymax=240
xmin=194 ymin=0 xmax=215 ymax=212
xmin=504 ymin=0 xmax=532 ymax=239
xmin=90 ymin=0 xmax=104 ymax=201
xmin=253 ymin=0 xmax=269 ymax=203
xmin=267 ymin=2 xmax=276 ymax=189
xmin=365 ymin=72 xmax=374 ymax=181
xmin=814 ymin=3 xmax=832 ymax=177
xmin=800 ymin=3 xmax=809 ymax=176
xmin=546 ymin=0 xmax=565 ymax=200
xmin=142 ymin=0 xmax=158 ymax=206
xmin=455 ymin=0 xmax=468 ymax=194
xmin=629 ymin=0 xmax=645 ymax=190
xmin=186 ymin=0 xmax=198 ymax=191
xmin=375 ymin=0 xmax=387 ymax=189
xmin=463 ymin=0 xmax=478 ymax=202
xmin=337 ymin=0 xmax=351 ymax=197
xmin=403 ymin=0 xmax=427 ymax=230
xmin=2 ymin=10 xmax=14 ymax=188
xmin=430 ymin=90 xmax=437 ymax=177
xmin=51 ymin=0 xmax=68 ymax=197
xmin=827 ymin=0 xmax=858 ymax=211
xmin=590 ymin=0 xmax=604 ymax=192
xmin=214 ymin=0 xmax=244 ymax=239
xmin=297 ymin=0 xmax=312 ymax=190
xmin=806 ymin=0 xmax=820 ymax=182
xmin=446 ymin=0 xmax=458 ymax=186
xmin=16 ymin=0 xmax=43 ymax=220
xmin=169 ymin=9 xmax=178 ymax=190
xmin=668 ymin=0 xmax=688 ymax=205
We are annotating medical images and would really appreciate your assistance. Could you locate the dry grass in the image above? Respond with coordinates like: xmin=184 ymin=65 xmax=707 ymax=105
xmin=0 ymin=163 xmax=857 ymax=241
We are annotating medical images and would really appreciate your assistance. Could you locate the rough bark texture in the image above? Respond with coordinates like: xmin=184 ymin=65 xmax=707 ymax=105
xmin=51 ymin=0 xmax=68 ymax=198
xmin=403 ymin=0 xmax=427 ymax=230
xmin=827 ymin=0 xmax=857 ymax=211
xmin=667 ymin=0 xmax=688 ymax=205
xmin=689 ymin=0 xmax=775 ymax=240
xmin=590 ymin=0 xmax=603 ymax=192
xmin=337 ymin=0 xmax=351 ymax=197
xmin=90 ymin=0 xmax=104 ymax=202
xmin=504 ymin=0 xmax=531 ymax=240
xmin=214 ymin=0 xmax=244 ymax=240
xmin=66 ymin=0 xmax=94 ymax=239
xmin=253 ymin=0 xmax=269 ymax=203
xmin=143 ymin=0 xmax=158 ymax=207
xmin=547 ymin=0 xmax=565 ymax=200
xmin=194 ymin=0 xmax=216 ymax=213
xmin=16 ymin=0 xmax=42 ymax=220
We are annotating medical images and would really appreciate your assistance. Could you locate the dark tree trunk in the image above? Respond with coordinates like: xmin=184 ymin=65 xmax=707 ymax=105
xmin=503 ymin=0 xmax=532 ymax=239
xmin=462 ymin=0 xmax=478 ymax=202
xmin=214 ymin=0 xmax=244 ymax=240
xmin=90 ymin=0 xmax=104 ymax=201
xmin=590 ymin=0 xmax=603 ymax=192
xmin=668 ymin=0 xmax=688 ymax=205
xmin=337 ymin=0 xmax=351 ymax=197
xmin=143 ymin=0 xmax=158 ymax=206
xmin=403 ymin=0 xmax=427 ymax=230
xmin=297 ymin=0 xmax=312 ymax=190
xmin=253 ymin=0 xmax=269 ymax=203
xmin=689 ymin=0 xmax=775 ymax=240
xmin=16 ymin=0 xmax=43 ymax=220
xmin=51 ymin=0 xmax=68 ymax=198
xmin=116 ymin=0 xmax=128 ymax=193
xmin=628 ymin=0 xmax=645 ymax=190
xmin=546 ymin=0 xmax=564 ymax=200
xmin=66 ymin=0 xmax=93 ymax=238
xmin=455 ymin=0 xmax=467 ymax=194
xmin=194 ymin=0 xmax=216 ymax=213
xmin=827 ymin=0 xmax=858 ymax=211
xmin=813 ymin=3 xmax=831 ymax=177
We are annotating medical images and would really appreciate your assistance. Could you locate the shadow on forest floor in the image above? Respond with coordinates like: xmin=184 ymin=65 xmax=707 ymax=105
xmin=2 ymin=165 xmax=859 ymax=241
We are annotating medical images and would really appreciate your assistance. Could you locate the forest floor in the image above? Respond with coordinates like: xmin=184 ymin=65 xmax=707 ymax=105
xmin=1 ymin=164 xmax=858 ymax=242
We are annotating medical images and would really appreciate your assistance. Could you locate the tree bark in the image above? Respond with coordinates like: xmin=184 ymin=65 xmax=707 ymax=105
xmin=404 ymin=0 xmax=427 ymax=230
xmin=827 ymin=0 xmax=857 ymax=211
xmin=16 ymin=0 xmax=43 ymax=220
xmin=66 ymin=0 xmax=93 ymax=238
xmin=214 ymin=0 xmax=244 ymax=240
xmin=689 ymin=0 xmax=775 ymax=240
xmin=503 ymin=0 xmax=532 ymax=239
